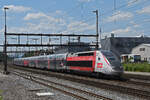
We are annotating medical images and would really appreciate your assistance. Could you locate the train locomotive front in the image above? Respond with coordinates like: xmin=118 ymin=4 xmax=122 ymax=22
xmin=64 ymin=50 xmax=124 ymax=76
xmin=95 ymin=50 xmax=124 ymax=76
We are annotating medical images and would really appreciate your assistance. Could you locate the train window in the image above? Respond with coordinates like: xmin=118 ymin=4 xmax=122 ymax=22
xmin=101 ymin=51 xmax=116 ymax=61
xmin=101 ymin=51 xmax=114 ymax=57
xmin=108 ymin=57 xmax=115 ymax=60
xmin=77 ymin=52 xmax=94 ymax=56
xmin=66 ymin=61 xmax=92 ymax=67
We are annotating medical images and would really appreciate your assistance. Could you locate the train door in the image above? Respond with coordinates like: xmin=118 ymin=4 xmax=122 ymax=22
xmin=55 ymin=54 xmax=67 ymax=70
xmin=49 ymin=54 xmax=56 ymax=70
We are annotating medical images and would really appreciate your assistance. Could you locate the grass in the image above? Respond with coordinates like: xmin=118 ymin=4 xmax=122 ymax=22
xmin=0 ymin=90 xmax=2 ymax=100
xmin=123 ymin=62 xmax=150 ymax=72
xmin=0 ymin=96 xmax=2 ymax=100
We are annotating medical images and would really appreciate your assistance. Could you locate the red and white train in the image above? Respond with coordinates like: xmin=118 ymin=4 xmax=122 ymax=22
xmin=13 ymin=50 xmax=124 ymax=77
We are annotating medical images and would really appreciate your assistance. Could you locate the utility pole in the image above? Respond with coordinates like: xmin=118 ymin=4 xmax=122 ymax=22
xmin=93 ymin=10 xmax=99 ymax=50
xmin=78 ymin=36 xmax=80 ymax=42
xmin=41 ymin=34 xmax=43 ymax=50
xmin=48 ymin=37 xmax=51 ymax=50
xmin=60 ymin=33 xmax=62 ymax=48
xmin=3 ymin=7 xmax=9 ymax=74
xmin=99 ymin=27 xmax=102 ymax=43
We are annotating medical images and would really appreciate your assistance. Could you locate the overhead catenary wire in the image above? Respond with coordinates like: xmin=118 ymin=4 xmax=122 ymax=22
xmin=100 ymin=0 xmax=150 ymax=35
xmin=60 ymin=0 xmax=145 ymax=34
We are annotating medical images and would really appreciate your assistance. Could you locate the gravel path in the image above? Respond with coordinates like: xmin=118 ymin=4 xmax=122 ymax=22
xmin=0 ymin=72 xmax=76 ymax=100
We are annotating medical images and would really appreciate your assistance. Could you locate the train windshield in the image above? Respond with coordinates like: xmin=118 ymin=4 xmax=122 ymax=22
xmin=101 ymin=51 xmax=118 ymax=63
xmin=101 ymin=51 xmax=117 ymax=61
xmin=101 ymin=51 xmax=121 ymax=67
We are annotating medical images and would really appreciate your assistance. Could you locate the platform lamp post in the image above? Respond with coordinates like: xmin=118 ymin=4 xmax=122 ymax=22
xmin=3 ymin=7 xmax=9 ymax=74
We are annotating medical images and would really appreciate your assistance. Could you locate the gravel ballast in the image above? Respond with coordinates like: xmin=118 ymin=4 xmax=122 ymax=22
xmin=0 ymin=72 xmax=76 ymax=100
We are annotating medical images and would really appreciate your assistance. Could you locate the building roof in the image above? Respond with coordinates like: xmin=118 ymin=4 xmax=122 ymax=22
xmin=132 ymin=43 xmax=150 ymax=50
xmin=143 ymin=44 xmax=150 ymax=47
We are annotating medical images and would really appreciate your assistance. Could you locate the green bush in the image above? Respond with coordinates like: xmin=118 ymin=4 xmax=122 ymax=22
xmin=123 ymin=62 xmax=150 ymax=72
xmin=0 ymin=90 xmax=2 ymax=100
xmin=0 ymin=96 xmax=2 ymax=100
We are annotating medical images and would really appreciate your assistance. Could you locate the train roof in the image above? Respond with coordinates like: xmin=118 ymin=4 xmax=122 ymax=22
xmin=14 ymin=50 xmax=113 ymax=60
xmin=14 ymin=53 xmax=68 ymax=60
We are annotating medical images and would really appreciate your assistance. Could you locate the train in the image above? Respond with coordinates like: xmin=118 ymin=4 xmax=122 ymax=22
xmin=13 ymin=50 xmax=124 ymax=77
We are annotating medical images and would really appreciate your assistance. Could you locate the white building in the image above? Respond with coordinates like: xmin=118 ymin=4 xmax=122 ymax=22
xmin=131 ymin=44 xmax=150 ymax=62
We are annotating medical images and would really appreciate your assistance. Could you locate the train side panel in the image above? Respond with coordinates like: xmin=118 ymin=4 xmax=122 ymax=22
xmin=66 ymin=51 xmax=95 ymax=72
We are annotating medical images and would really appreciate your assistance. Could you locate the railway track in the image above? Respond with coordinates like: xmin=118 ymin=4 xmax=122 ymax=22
xmin=123 ymin=73 xmax=150 ymax=81
xmin=127 ymin=79 xmax=150 ymax=87
xmin=9 ymin=65 xmax=150 ymax=88
xmin=9 ymin=65 xmax=150 ymax=99
xmin=11 ymin=70 xmax=112 ymax=100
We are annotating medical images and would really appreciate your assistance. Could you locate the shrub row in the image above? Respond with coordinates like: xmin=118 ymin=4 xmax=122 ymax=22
xmin=0 ymin=90 xmax=2 ymax=100
xmin=123 ymin=62 xmax=150 ymax=72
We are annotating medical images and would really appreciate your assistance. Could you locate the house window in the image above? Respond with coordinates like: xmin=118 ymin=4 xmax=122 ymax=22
xmin=144 ymin=58 xmax=147 ymax=61
xmin=139 ymin=48 xmax=145 ymax=51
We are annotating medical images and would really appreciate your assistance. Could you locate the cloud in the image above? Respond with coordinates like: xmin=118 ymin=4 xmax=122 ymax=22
xmin=127 ymin=0 xmax=148 ymax=6
xmin=130 ymin=21 xmax=140 ymax=28
xmin=24 ymin=12 xmax=66 ymax=24
xmin=111 ymin=27 xmax=132 ymax=34
xmin=63 ymin=21 xmax=95 ymax=34
xmin=127 ymin=0 xmax=140 ymax=6
xmin=106 ymin=11 xmax=133 ymax=22
xmin=136 ymin=5 xmax=150 ymax=14
xmin=55 ymin=10 xmax=63 ymax=14
xmin=6 ymin=10 xmax=95 ymax=36
xmin=78 ymin=0 xmax=93 ymax=3
xmin=24 ymin=12 xmax=48 ymax=20
xmin=102 ymin=27 xmax=139 ymax=37
xmin=3 ymin=5 xmax=32 ymax=12
xmin=24 ymin=11 xmax=94 ymax=34
xmin=7 ymin=12 xmax=65 ymax=33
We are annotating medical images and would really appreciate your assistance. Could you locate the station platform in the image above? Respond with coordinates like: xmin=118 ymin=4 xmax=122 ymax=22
xmin=124 ymin=71 xmax=150 ymax=80
xmin=125 ymin=71 xmax=150 ymax=76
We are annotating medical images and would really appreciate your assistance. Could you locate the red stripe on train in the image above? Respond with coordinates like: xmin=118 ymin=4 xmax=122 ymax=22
xmin=69 ymin=66 xmax=93 ymax=71
xmin=92 ymin=51 xmax=96 ymax=70
xmin=102 ymin=55 xmax=110 ymax=65
xmin=67 ymin=56 xmax=94 ymax=61
xmin=24 ymin=60 xmax=28 ymax=66
xmin=48 ymin=60 xmax=50 ymax=69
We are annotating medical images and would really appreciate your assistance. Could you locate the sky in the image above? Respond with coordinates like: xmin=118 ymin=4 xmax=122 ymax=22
xmin=1 ymin=0 xmax=150 ymax=51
